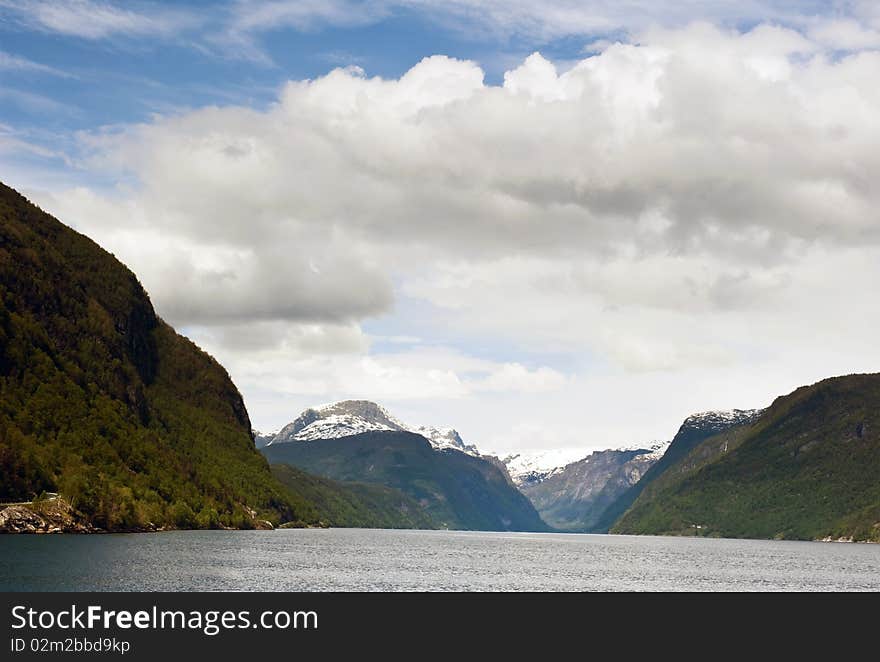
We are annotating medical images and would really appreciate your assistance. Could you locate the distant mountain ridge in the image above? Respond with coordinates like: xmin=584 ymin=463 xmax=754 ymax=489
xmin=512 ymin=443 xmax=669 ymax=530
xmin=611 ymin=375 xmax=880 ymax=541
xmin=679 ymin=409 xmax=765 ymax=433
xmin=590 ymin=408 xmax=764 ymax=532
xmin=501 ymin=449 xmax=588 ymax=487
xmin=503 ymin=442 xmax=669 ymax=488
xmin=264 ymin=400 xmax=479 ymax=455
xmin=18 ymin=175 xmax=875 ymax=541
xmin=261 ymin=401 xmax=547 ymax=531
xmin=261 ymin=401 xmax=695 ymax=532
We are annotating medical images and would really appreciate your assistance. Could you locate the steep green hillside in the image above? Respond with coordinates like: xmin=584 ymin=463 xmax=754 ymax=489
xmin=612 ymin=374 xmax=880 ymax=541
xmin=0 ymin=181 xmax=309 ymax=530
xmin=590 ymin=410 xmax=761 ymax=532
xmin=271 ymin=464 xmax=435 ymax=529
xmin=263 ymin=431 xmax=549 ymax=532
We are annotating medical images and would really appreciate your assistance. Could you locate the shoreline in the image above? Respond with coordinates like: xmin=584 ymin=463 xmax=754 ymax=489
xmin=2 ymin=513 xmax=878 ymax=544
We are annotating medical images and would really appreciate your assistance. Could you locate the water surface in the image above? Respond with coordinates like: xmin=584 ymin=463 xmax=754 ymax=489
xmin=1 ymin=529 xmax=878 ymax=591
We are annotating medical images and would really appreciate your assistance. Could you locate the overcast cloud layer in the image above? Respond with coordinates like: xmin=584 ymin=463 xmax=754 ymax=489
xmin=6 ymin=8 xmax=880 ymax=454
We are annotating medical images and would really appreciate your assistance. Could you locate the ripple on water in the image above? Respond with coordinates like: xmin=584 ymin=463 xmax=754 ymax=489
xmin=1 ymin=529 xmax=878 ymax=591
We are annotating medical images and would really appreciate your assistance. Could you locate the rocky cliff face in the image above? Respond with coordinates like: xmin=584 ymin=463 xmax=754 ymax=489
xmin=521 ymin=446 xmax=666 ymax=530
xmin=501 ymin=449 xmax=588 ymax=487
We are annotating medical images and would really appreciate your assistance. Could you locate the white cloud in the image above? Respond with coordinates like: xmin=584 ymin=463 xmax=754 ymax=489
xmin=0 ymin=51 xmax=73 ymax=77
xmin=229 ymin=0 xmax=389 ymax=33
xmin=399 ymin=0 xmax=833 ymax=41
xmin=187 ymin=320 xmax=370 ymax=355
xmin=187 ymin=338 xmax=569 ymax=431
xmin=37 ymin=187 xmax=394 ymax=326
xmin=471 ymin=363 xmax=568 ymax=393
xmin=23 ymin=21 xmax=880 ymax=450
xmin=0 ymin=127 xmax=66 ymax=161
xmin=0 ymin=0 xmax=200 ymax=40
xmin=206 ymin=0 xmax=391 ymax=63
xmin=212 ymin=1 xmax=847 ymax=63
xmin=1 ymin=1 xmax=869 ymax=67
xmin=808 ymin=18 xmax=880 ymax=51
xmin=64 ymin=33 xmax=880 ymax=258
xmin=0 ymin=87 xmax=73 ymax=115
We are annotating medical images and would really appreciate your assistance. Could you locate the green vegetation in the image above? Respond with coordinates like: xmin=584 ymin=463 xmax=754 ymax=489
xmin=612 ymin=374 xmax=880 ymax=542
xmin=0 ymin=181 xmax=542 ymax=534
xmin=0 ymin=181 xmax=309 ymax=530
xmin=263 ymin=431 xmax=549 ymax=531
xmin=271 ymin=464 xmax=436 ymax=529
xmin=589 ymin=417 xmax=748 ymax=532
xmin=10 ymin=179 xmax=877 ymax=540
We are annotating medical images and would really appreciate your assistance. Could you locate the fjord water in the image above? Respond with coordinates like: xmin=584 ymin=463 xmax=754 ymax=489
xmin=2 ymin=529 xmax=878 ymax=591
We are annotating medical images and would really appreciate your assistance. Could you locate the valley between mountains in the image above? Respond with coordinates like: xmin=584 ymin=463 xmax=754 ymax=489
xmin=1 ymin=180 xmax=879 ymax=542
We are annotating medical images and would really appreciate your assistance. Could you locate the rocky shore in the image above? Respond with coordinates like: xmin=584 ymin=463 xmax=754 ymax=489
xmin=0 ymin=498 xmax=95 ymax=533
xmin=0 ymin=498 xmax=278 ymax=533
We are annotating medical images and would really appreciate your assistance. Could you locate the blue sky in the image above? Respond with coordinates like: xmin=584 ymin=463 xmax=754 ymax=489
xmin=1 ymin=2 xmax=586 ymax=146
xmin=3 ymin=1 xmax=880 ymax=455
xmin=0 ymin=0 xmax=846 ymax=184
xmin=0 ymin=4 xmax=509 ymax=194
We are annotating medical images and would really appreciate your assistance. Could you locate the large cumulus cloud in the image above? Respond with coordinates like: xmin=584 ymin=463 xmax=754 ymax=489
xmin=48 ymin=24 xmax=880 ymax=318
xmin=29 ymin=22 xmax=880 ymax=441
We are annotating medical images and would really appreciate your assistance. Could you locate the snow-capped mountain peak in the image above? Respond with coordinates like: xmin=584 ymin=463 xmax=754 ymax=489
xmin=641 ymin=440 xmax=671 ymax=460
xmin=410 ymin=426 xmax=479 ymax=455
xmin=269 ymin=400 xmax=404 ymax=444
xmin=682 ymin=408 xmax=764 ymax=431
xmin=502 ymin=448 xmax=590 ymax=486
xmin=502 ymin=440 xmax=672 ymax=487
xmin=266 ymin=400 xmax=479 ymax=456
xmin=616 ymin=439 xmax=671 ymax=461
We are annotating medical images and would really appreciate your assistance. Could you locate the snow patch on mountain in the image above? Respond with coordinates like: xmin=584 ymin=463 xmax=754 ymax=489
xmin=502 ymin=448 xmax=590 ymax=486
xmin=286 ymin=414 xmax=399 ymax=441
xmin=641 ymin=440 xmax=671 ymax=461
xmin=253 ymin=429 xmax=278 ymax=449
xmin=682 ymin=409 xmax=764 ymax=430
xmin=266 ymin=400 xmax=479 ymax=456
xmin=265 ymin=402 xmax=761 ymax=475
xmin=411 ymin=426 xmax=479 ymax=455
xmin=617 ymin=440 xmax=671 ymax=461
xmin=503 ymin=440 xmax=673 ymax=487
